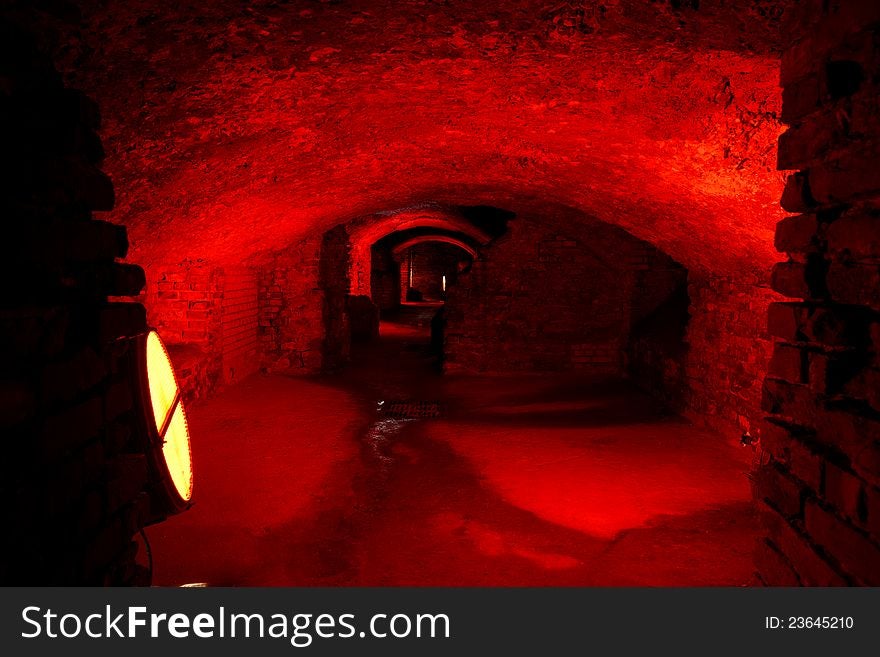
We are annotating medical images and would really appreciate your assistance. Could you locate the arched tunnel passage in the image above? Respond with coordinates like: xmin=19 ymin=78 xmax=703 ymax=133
xmin=11 ymin=0 xmax=880 ymax=590
xmin=316 ymin=202 xmax=691 ymax=404
xmin=316 ymin=204 xmax=506 ymax=371
xmin=144 ymin=199 xmax=758 ymax=588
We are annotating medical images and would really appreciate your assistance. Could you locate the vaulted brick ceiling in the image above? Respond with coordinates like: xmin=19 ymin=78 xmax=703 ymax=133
xmin=66 ymin=0 xmax=795 ymax=275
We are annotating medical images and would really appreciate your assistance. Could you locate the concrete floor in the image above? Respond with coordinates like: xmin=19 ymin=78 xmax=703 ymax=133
xmin=149 ymin=304 xmax=760 ymax=586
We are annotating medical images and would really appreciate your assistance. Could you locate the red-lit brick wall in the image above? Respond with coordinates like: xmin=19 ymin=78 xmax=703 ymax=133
xmin=443 ymin=218 xmax=686 ymax=375
xmin=683 ymin=276 xmax=779 ymax=437
xmin=147 ymin=262 xmax=220 ymax=346
xmin=256 ymin=228 xmax=355 ymax=373
xmin=440 ymin=214 xmax=777 ymax=437
xmin=755 ymin=0 xmax=880 ymax=586
xmin=143 ymin=263 xmax=259 ymax=400
xmin=370 ymin=247 xmax=399 ymax=311
xmin=220 ymin=267 xmax=259 ymax=385
xmin=320 ymin=225 xmax=353 ymax=370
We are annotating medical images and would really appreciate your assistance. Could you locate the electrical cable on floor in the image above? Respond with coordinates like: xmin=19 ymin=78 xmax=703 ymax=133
xmin=139 ymin=526 xmax=153 ymax=583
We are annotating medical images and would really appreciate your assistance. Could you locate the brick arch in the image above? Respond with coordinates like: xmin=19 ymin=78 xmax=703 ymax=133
xmin=347 ymin=206 xmax=493 ymax=249
xmin=390 ymin=235 xmax=479 ymax=261
xmin=345 ymin=205 xmax=495 ymax=297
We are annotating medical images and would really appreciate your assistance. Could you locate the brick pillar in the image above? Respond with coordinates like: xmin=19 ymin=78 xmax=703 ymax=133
xmin=755 ymin=1 xmax=880 ymax=585
xmin=0 ymin=9 xmax=151 ymax=584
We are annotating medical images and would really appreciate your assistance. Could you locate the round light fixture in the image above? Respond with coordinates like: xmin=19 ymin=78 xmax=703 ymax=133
xmin=134 ymin=330 xmax=193 ymax=518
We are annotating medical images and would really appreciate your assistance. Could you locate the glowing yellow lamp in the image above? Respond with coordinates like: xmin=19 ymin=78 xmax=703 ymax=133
xmin=138 ymin=330 xmax=193 ymax=514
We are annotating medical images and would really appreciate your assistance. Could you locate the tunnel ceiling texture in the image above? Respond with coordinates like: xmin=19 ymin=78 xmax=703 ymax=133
xmin=65 ymin=0 xmax=795 ymax=276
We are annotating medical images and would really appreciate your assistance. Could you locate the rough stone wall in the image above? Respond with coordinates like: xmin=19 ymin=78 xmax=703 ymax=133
xmin=257 ymin=236 xmax=325 ymax=374
xmin=444 ymin=218 xmax=681 ymax=375
xmin=0 ymin=9 xmax=151 ymax=584
xmin=755 ymin=1 xmax=880 ymax=585
xmin=256 ymin=227 xmax=355 ymax=373
xmin=683 ymin=276 xmax=778 ymax=438
xmin=65 ymin=0 xmax=791 ymax=281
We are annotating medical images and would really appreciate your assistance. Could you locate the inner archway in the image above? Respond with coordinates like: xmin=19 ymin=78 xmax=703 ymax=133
xmin=372 ymin=235 xmax=477 ymax=366
xmin=391 ymin=237 xmax=476 ymax=303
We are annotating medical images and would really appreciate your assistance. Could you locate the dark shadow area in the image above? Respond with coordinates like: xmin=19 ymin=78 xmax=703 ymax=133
xmin=626 ymin=278 xmax=691 ymax=410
